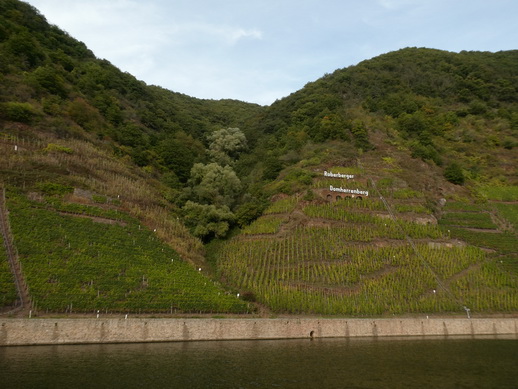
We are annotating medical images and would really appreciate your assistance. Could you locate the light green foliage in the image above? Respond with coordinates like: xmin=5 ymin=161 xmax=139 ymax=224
xmin=265 ymin=167 xmax=316 ymax=195
xmin=440 ymin=201 xmax=517 ymax=265
xmin=186 ymin=163 xmax=241 ymax=208
xmin=394 ymin=204 xmax=431 ymax=214
xmin=477 ymin=186 xmax=518 ymax=201
xmin=450 ymin=262 xmax=518 ymax=311
xmin=0 ymin=102 xmax=37 ymax=123
xmin=241 ymin=215 xmax=285 ymax=235
xmin=439 ymin=212 xmax=497 ymax=229
xmin=445 ymin=227 xmax=517 ymax=254
xmin=326 ymin=166 xmax=363 ymax=175
xmin=91 ymin=194 xmax=107 ymax=204
xmin=303 ymin=203 xmax=444 ymax=239
xmin=264 ymin=197 xmax=298 ymax=215
xmin=494 ymin=203 xmax=518 ymax=231
xmin=43 ymin=143 xmax=73 ymax=154
xmin=443 ymin=201 xmax=490 ymax=212
xmin=207 ymin=127 xmax=247 ymax=166
xmin=391 ymin=188 xmax=425 ymax=199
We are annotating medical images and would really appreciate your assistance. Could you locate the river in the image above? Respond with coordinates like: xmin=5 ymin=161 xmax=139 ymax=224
xmin=1 ymin=336 xmax=517 ymax=388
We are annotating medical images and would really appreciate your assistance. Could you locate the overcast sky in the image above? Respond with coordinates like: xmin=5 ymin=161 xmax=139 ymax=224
xmin=25 ymin=0 xmax=518 ymax=105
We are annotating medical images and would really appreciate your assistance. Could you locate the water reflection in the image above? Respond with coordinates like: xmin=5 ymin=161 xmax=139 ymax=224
xmin=1 ymin=336 xmax=517 ymax=388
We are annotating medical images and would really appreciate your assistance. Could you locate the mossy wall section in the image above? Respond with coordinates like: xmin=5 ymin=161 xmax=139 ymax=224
xmin=1 ymin=318 xmax=517 ymax=346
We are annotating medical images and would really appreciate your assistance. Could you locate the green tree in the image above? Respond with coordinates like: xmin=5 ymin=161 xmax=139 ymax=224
xmin=158 ymin=132 xmax=205 ymax=182
xmin=207 ymin=127 xmax=247 ymax=166
xmin=182 ymin=201 xmax=235 ymax=239
xmin=186 ymin=163 xmax=242 ymax=208
xmin=350 ymin=119 xmax=373 ymax=151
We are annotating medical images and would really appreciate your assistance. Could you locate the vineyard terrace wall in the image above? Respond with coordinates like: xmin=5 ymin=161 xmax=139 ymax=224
xmin=1 ymin=317 xmax=517 ymax=346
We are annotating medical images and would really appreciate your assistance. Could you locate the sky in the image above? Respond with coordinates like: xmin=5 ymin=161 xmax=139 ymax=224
xmin=24 ymin=0 xmax=518 ymax=105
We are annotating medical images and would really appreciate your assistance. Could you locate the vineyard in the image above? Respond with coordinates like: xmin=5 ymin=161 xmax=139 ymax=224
xmin=0 ymin=230 xmax=17 ymax=308
xmin=5 ymin=191 xmax=249 ymax=314
xmin=440 ymin=197 xmax=518 ymax=272
xmin=217 ymin=168 xmax=518 ymax=316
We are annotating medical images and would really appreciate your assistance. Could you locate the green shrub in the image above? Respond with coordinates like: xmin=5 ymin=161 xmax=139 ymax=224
xmin=444 ymin=162 xmax=465 ymax=185
xmin=0 ymin=102 xmax=37 ymax=123
xmin=36 ymin=182 xmax=73 ymax=196
xmin=92 ymin=194 xmax=107 ymax=204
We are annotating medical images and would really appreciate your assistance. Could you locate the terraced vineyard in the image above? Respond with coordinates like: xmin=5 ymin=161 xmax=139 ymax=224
xmin=440 ymin=187 xmax=518 ymax=272
xmin=0 ymin=229 xmax=17 ymax=308
xmin=6 ymin=191 xmax=249 ymax=314
xmin=217 ymin=168 xmax=518 ymax=316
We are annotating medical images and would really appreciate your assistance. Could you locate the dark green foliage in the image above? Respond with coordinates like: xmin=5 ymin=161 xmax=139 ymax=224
xmin=5 ymin=30 xmax=46 ymax=68
xmin=235 ymin=198 xmax=268 ymax=227
xmin=157 ymin=133 xmax=205 ymax=182
xmin=350 ymin=119 xmax=373 ymax=151
xmin=444 ymin=162 xmax=465 ymax=185
xmin=262 ymin=157 xmax=284 ymax=181
xmin=27 ymin=65 xmax=68 ymax=97
xmin=182 ymin=201 xmax=235 ymax=239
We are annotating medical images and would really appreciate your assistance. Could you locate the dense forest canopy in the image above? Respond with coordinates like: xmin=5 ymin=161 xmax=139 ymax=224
xmin=1 ymin=0 xmax=517 ymax=237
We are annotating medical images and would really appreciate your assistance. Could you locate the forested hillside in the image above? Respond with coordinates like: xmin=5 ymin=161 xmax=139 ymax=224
xmin=1 ymin=0 xmax=516 ymax=316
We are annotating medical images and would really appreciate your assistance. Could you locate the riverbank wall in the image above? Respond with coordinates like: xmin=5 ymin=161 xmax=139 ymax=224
xmin=1 ymin=317 xmax=517 ymax=346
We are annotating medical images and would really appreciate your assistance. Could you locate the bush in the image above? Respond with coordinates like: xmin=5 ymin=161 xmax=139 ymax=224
xmin=444 ymin=162 xmax=465 ymax=185
xmin=92 ymin=195 xmax=107 ymax=204
xmin=36 ymin=182 xmax=73 ymax=196
xmin=0 ymin=102 xmax=37 ymax=123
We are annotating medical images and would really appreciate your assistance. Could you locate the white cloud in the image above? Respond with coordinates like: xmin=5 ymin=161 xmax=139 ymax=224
xmin=377 ymin=0 xmax=424 ymax=10
xmin=24 ymin=0 xmax=518 ymax=105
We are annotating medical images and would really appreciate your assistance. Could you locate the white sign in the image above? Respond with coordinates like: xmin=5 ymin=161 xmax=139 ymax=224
xmin=329 ymin=185 xmax=369 ymax=197
xmin=324 ymin=171 xmax=354 ymax=180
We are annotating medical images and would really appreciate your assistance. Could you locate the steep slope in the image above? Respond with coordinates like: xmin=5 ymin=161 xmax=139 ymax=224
xmin=0 ymin=0 xmax=516 ymax=316
xmin=246 ymin=48 xmax=518 ymax=186
xmin=216 ymin=152 xmax=518 ymax=315
xmin=0 ymin=0 xmax=259 ymax=314
xmin=218 ymin=48 xmax=518 ymax=316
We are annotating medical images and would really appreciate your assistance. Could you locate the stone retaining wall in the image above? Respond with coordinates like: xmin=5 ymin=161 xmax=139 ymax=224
xmin=1 ymin=318 xmax=517 ymax=346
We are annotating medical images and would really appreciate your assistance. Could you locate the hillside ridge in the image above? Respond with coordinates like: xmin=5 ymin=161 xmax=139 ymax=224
xmin=0 ymin=0 xmax=516 ymax=316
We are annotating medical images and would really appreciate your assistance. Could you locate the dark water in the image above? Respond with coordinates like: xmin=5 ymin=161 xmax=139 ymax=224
xmin=1 ymin=336 xmax=517 ymax=388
